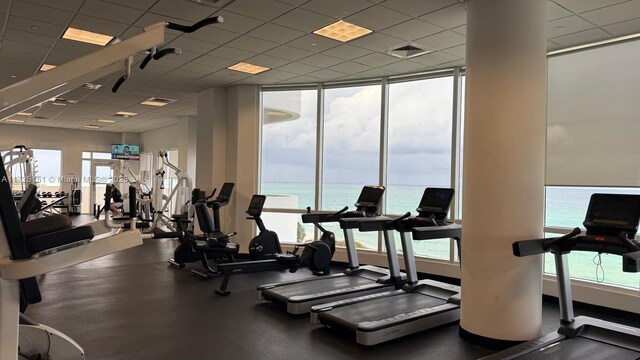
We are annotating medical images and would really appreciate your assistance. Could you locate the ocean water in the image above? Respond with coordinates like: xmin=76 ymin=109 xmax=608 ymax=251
xmin=261 ymin=182 xmax=640 ymax=290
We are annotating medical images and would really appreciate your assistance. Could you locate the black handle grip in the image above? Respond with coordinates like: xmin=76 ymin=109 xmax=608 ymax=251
xmin=166 ymin=16 xmax=223 ymax=33
xmin=153 ymin=47 xmax=180 ymax=60
xmin=206 ymin=188 xmax=217 ymax=200
xmin=387 ymin=211 xmax=411 ymax=228
xmin=112 ymin=75 xmax=127 ymax=93
xmin=139 ymin=53 xmax=153 ymax=69
xmin=545 ymin=227 xmax=581 ymax=250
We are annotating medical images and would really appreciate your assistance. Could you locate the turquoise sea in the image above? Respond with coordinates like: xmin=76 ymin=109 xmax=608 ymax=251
xmin=261 ymin=182 xmax=640 ymax=290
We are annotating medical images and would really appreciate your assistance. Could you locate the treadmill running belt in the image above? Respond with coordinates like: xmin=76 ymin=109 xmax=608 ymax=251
xmin=319 ymin=293 xmax=447 ymax=331
xmin=518 ymin=337 xmax=640 ymax=360
xmin=265 ymin=275 xmax=379 ymax=302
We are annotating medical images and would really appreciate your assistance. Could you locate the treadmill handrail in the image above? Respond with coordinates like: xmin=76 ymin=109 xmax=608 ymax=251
xmin=412 ymin=224 xmax=462 ymax=240
xmin=301 ymin=206 xmax=349 ymax=224
xmin=358 ymin=212 xmax=411 ymax=232
xmin=339 ymin=215 xmax=391 ymax=229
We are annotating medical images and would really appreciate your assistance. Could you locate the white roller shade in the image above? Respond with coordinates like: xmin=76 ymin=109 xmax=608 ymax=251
xmin=546 ymin=40 xmax=640 ymax=187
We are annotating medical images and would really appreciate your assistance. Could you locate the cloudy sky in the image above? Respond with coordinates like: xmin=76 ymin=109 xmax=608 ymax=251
xmin=261 ymin=76 xmax=454 ymax=187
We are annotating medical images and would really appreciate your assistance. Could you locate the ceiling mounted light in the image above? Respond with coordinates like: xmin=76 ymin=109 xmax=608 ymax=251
xmin=40 ymin=64 xmax=56 ymax=71
xmin=62 ymin=27 xmax=113 ymax=46
xmin=114 ymin=111 xmax=138 ymax=118
xmin=4 ymin=119 xmax=24 ymax=123
xmin=227 ymin=62 xmax=270 ymax=75
xmin=313 ymin=20 xmax=372 ymax=42
xmin=16 ymin=112 xmax=32 ymax=116
xmin=140 ymin=97 xmax=176 ymax=107
xmin=83 ymin=83 xmax=103 ymax=90
xmin=83 ymin=125 xmax=101 ymax=129
xmin=98 ymin=119 xmax=117 ymax=123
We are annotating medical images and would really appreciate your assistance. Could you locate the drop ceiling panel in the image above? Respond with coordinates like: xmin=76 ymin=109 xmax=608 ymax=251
xmin=69 ymin=14 xmax=129 ymax=37
xmin=225 ymin=35 xmax=279 ymax=52
xmin=321 ymin=44 xmax=372 ymax=60
xmin=287 ymin=33 xmax=340 ymax=52
xmin=552 ymin=0 xmax=630 ymax=14
xmin=206 ymin=46 xmax=257 ymax=61
xmin=327 ymin=61 xmax=370 ymax=74
xmin=246 ymin=23 xmax=306 ymax=43
xmin=382 ymin=19 xmax=444 ymax=41
xmin=381 ymin=0 xmax=459 ymax=17
xmin=277 ymin=62 xmax=321 ymax=75
xmin=167 ymin=36 xmax=221 ymax=53
xmin=182 ymin=26 xmax=240 ymax=44
xmin=352 ymin=52 xmax=400 ymax=67
xmin=257 ymin=69 xmax=298 ymax=80
xmin=416 ymin=30 xmax=466 ymax=51
xmin=441 ymin=44 xmax=465 ymax=58
xmin=264 ymin=45 xmax=315 ymax=61
xmin=546 ymin=2 xmax=574 ymax=21
xmin=408 ymin=51 xmax=460 ymax=67
xmin=602 ymin=17 xmax=640 ymax=35
xmin=79 ymin=0 xmax=145 ymax=24
xmin=6 ymin=16 xmax=66 ymax=39
xmin=103 ymin=0 xmax=158 ymax=11
xmin=546 ymin=15 xmax=597 ymax=38
xmin=380 ymin=60 xmax=428 ymax=74
xmin=307 ymin=68 xmax=347 ymax=79
xmin=550 ymin=27 xmax=611 ymax=46
xmin=149 ymin=0 xmax=218 ymax=22
xmin=580 ymin=0 xmax=640 ymax=26
xmin=191 ymin=54 xmax=238 ymax=68
xmin=345 ymin=5 xmax=412 ymax=31
xmin=301 ymin=0 xmax=373 ymax=18
xmin=224 ymin=0 xmax=294 ymax=21
xmin=348 ymin=32 xmax=404 ymax=51
xmin=246 ymin=54 xmax=290 ymax=68
xmin=214 ymin=11 xmax=264 ymax=34
xmin=23 ymin=0 xmax=83 ymax=12
xmin=298 ymin=53 xmax=344 ymax=67
xmin=420 ymin=3 xmax=467 ymax=29
xmin=271 ymin=8 xmax=334 ymax=32
xmin=11 ymin=1 xmax=75 ymax=25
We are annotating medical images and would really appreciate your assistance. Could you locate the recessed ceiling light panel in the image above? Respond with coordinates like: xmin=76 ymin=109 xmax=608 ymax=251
xmin=140 ymin=97 xmax=176 ymax=107
xmin=227 ymin=62 xmax=270 ymax=75
xmin=40 ymin=64 xmax=56 ymax=71
xmin=98 ymin=119 xmax=117 ymax=123
xmin=4 ymin=119 xmax=24 ymax=123
xmin=114 ymin=111 xmax=138 ymax=118
xmin=62 ymin=27 xmax=113 ymax=46
xmin=313 ymin=20 xmax=372 ymax=42
xmin=83 ymin=125 xmax=101 ymax=129
xmin=16 ymin=112 xmax=32 ymax=116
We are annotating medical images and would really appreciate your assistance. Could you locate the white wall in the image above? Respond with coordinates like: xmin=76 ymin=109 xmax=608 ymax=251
xmin=0 ymin=123 xmax=122 ymax=194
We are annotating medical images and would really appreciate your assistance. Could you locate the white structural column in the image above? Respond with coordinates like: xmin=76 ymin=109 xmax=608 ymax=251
xmin=196 ymin=87 xmax=227 ymax=189
xmin=460 ymin=0 xmax=548 ymax=346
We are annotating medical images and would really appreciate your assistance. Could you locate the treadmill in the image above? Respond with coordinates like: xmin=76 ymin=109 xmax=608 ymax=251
xmin=482 ymin=193 xmax=640 ymax=360
xmin=257 ymin=185 xmax=407 ymax=315
xmin=310 ymin=187 xmax=463 ymax=346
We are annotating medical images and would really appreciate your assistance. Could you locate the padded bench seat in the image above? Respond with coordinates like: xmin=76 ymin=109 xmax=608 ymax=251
xmin=26 ymin=226 xmax=95 ymax=254
xmin=22 ymin=215 xmax=72 ymax=239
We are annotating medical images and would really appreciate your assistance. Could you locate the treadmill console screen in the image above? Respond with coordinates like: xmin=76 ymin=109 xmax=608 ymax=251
xmin=354 ymin=186 xmax=385 ymax=212
xmin=246 ymin=195 xmax=266 ymax=217
xmin=584 ymin=193 xmax=640 ymax=237
xmin=417 ymin=188 xmax=455 ymax=220
xmin=217 ymin=182 xmax=235 ymax=201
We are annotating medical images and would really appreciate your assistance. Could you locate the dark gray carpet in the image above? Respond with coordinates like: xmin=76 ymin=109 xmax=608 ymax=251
xmin=25 ymin=235 xmax=638 ymax=360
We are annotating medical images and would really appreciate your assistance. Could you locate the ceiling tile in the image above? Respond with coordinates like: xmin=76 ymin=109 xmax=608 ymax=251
xmin=246 ymin=54 xmax=291 ymax=68
xmin=380 ymin=60 xmax=427 ymax=74
xmin=420 ymin=3 xmax=467 ymax=29
xmin=215 ymin=11 xmax=265 ymax=34
xmin=206 ymin=46 xmax=257 ymax=61
xmin=191 ymin=54 xmax=238 ymax=68
xmin=258 ymin=69 xmax=298 ymax=80
xmin=602 ymin=17 xmax=640 ymax=35
xmin=225 ymin=36 xmax=279 ymax=53
xmin=416 ymin=30 xmax=465 ymax=51
xmin=546 ymin=16 xmax=596 ymax=38
xmin=179 ymin=61 xmax=223 ymax=75
xmin=22 ymin=0 xmax=83 ymax=12
xmin=271 ymin=8 xmax=334 ymax=32
xmin=580 ymin=0 xmax=640 ymax=26
xmin=547 ymin=40 xmax=562 ymax=51
xmin=3 ymin=28 xmax=56 ymax=47
xmin=102 ymin=0 xmax=158 ymax=11
xmin=352 ymin=52 xmax=399 ymax=67
xmin=381 ymin=0 xmax=459 ymax=17
xmin=301 ymin=0 xmax=373 ymax=18
xmin=10 ymin=1 xmax=74 ymax=26
xmin=288 ymin=33 xmax=341 ymax=52
xmin=246 ymin=23 xmax=306 ymax=43
xmin=307 ymin=68 xmax=346 ymax=79
xmin=182 ymin=26 xmax=240 ymax=44
xmin=327 ymin=61 xmax=370 ymax=74
xmin=354 ymin=68 xmax=393 ymax=78
xmin=546 ymin=2 xmax=573 ymax=21
xmin=69 ymin=14 xmax=129 ymax=37
xmin=167 ymin=37 xmax=221 ymax=53
xmin=277 ymin=62 xmax=321 ymax=75
xmin=6 ymin=16 xmax=66 ymax=38
xmin=451 ymin=24 xmax=466 ymax=35
xmin=348 ymin=32 xmax=404 ymax=51
xmin=264 ymin=45 xmax=315 ymax=61
xmin=441 ymin=44 xmax=465 ymax=58
xmin=345 ymin=5 xmax=411 ymax=31
xmin=234 ymin=74 xmax=281 ymax=85
xmin=381 ymin=19 xmax=444 ymax=41
xmin=149 ymin=0 xmax=217 ymax=22
xmin=79 ymin=0 xmax=144 ymax=24
xmin=298 ymin=53 xmax=344 ymax=67
xmin=321 ymin=44 xmax=372 ymax=60
xmin=0 ymin=40 xmax=50 ymax=57
xmin=550 ymin=27 xmax=612 ymax=47
xmin=274 ymin=0 xmax=310 ymax=6
xmin=552 ymin=0 xmax=629 ymax=14
xmin=224 ymin=0 xmax=294 ymax=21
xmin=408 ymin=51 xmax=460 ymax=66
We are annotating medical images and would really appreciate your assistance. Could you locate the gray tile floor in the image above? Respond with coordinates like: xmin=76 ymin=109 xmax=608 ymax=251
xmin=25 ymin=227 xmax=639 ymax=360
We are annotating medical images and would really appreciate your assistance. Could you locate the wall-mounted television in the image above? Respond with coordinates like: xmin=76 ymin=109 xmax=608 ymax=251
xmin=111 ymin=144 xmax=140 ymax=160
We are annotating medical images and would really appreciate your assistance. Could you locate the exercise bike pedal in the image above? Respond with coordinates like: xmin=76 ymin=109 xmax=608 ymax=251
xmin=215 ymin=289 xmax=231 ymax=296
xmin=167 ymin=259 xmax=185 ymax=268
xmin=191 ymin=268 xmax=219 ymax=279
